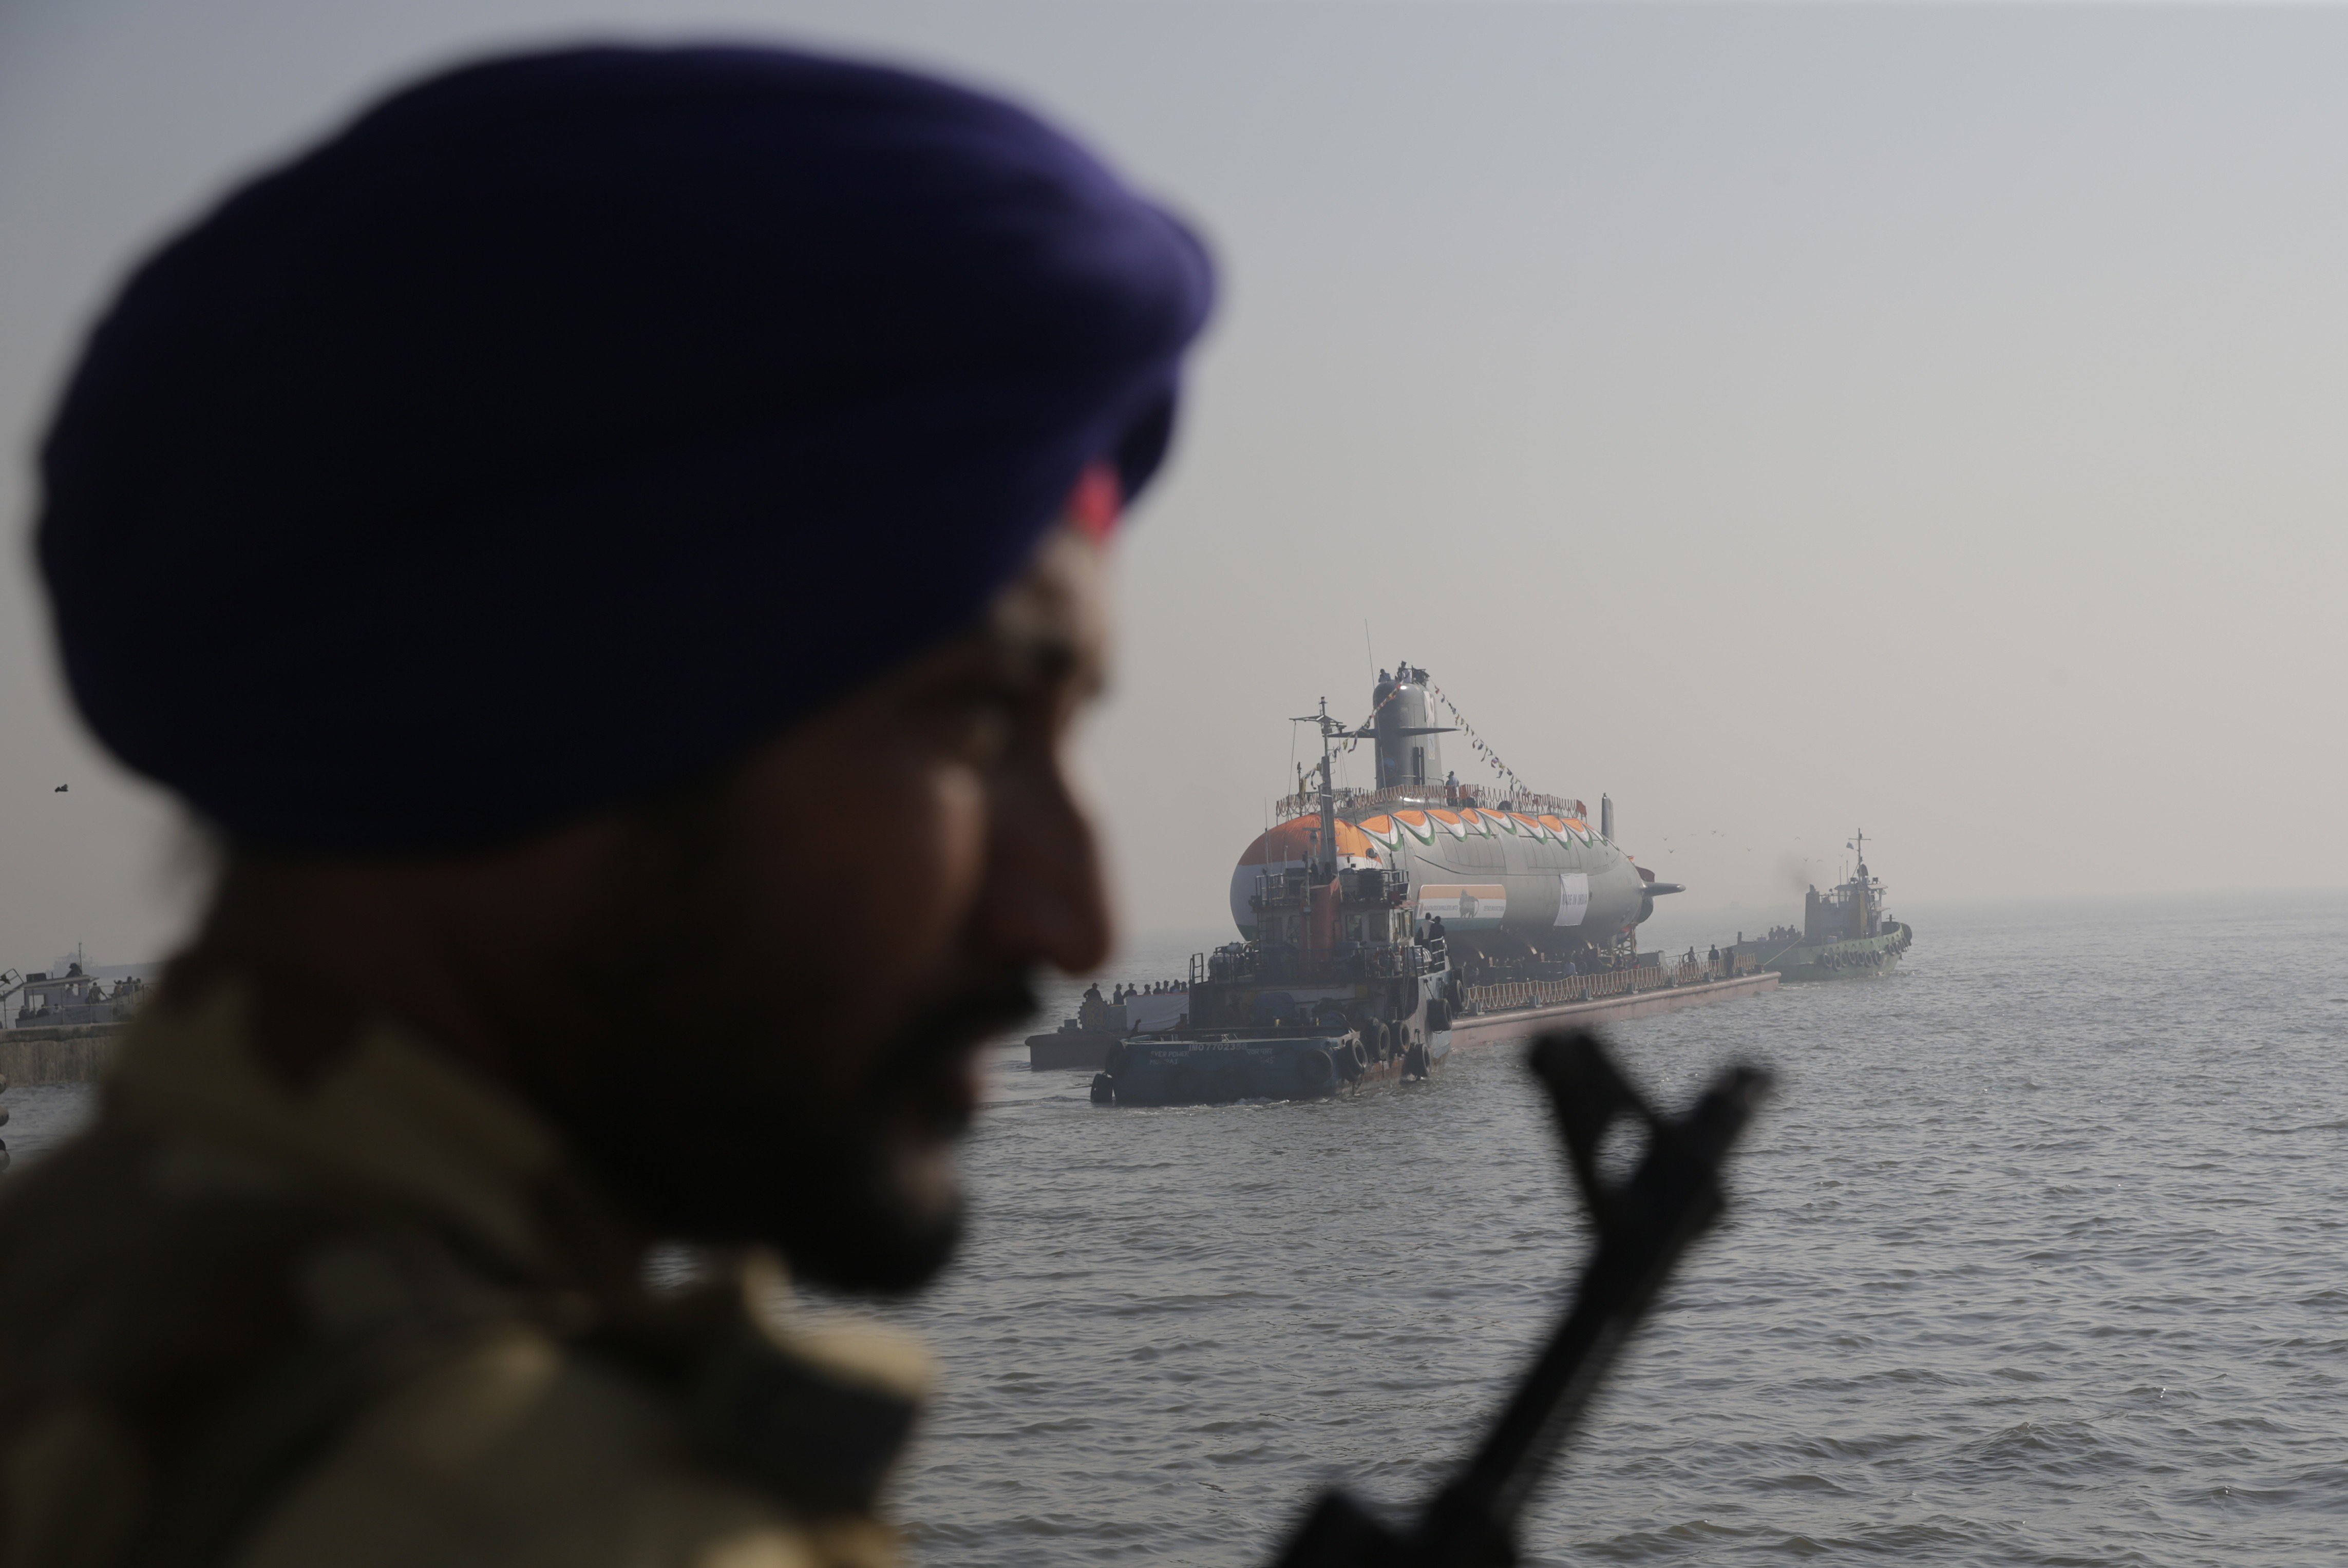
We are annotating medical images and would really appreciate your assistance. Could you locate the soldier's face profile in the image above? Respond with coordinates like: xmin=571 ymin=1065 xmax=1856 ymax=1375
xmin=544 ymin=524 xmax=1117 ymax=1289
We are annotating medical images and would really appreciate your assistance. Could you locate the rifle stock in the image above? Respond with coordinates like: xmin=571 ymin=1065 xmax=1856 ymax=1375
xmin=1273 ymin=1030 xmax=1772 ymax=1568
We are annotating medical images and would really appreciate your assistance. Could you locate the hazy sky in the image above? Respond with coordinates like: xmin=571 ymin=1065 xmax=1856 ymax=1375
xmin=2 ymin=0 xmax=2343 ymax=968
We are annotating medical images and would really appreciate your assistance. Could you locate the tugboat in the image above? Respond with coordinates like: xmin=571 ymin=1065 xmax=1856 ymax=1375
xmin=1091 ymin=693 xmax=1460 ymax=1107
xmin=1093 ymin=859 xmax=1445 ymax=1105
xmin=1735 ymin=831 xmax=1913 ymax=982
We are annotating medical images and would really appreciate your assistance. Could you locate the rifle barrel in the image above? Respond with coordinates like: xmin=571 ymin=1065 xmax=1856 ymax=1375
xmin=1266 ymin=1032 xmax=1772 ymax=1568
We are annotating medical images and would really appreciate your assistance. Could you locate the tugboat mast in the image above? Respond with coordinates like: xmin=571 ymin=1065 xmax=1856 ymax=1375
xmin=1291 ymin=696 xmax=1367 ymax=879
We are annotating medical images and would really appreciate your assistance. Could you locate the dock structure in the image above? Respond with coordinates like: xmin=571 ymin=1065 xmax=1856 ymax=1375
xmin=0 ymin=1023 xmax=127 ymax=1085
xmin=1447 ymin=966 xmax=1778 ymax=1048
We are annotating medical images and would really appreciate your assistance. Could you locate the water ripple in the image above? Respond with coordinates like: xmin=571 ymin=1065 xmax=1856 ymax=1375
xmin=865 ymin=893 xmax=2348 ymax=1567
xmin=13 ymin=895 xmax=2346 ymax=1565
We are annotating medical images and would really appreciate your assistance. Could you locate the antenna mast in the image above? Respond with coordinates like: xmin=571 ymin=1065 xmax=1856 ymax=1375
xmin=1292 ymin=696 xmax=1372 ymax=879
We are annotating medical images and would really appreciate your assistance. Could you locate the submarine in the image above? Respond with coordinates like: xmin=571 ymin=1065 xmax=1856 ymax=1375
xmin=1227 ymin=665 xmax=1679 ymax=969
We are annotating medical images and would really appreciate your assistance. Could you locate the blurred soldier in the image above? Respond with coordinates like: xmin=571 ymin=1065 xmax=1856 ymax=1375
xmin=4 ymin=45 xmax=1210 ymax=1568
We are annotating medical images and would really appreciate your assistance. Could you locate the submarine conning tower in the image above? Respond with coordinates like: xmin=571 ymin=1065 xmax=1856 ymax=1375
xmin=1373 ymin=663 xmax=1449 ymax=790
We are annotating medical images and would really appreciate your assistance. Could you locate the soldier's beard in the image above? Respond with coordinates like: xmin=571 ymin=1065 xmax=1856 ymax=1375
xmin=545 ymin=954 xmax=1035 ymax=1293
xmin=770 ymin=973 xmax=1036 ymax=1291
xmin=527 ymin=791 xmax=1037 ymax=1294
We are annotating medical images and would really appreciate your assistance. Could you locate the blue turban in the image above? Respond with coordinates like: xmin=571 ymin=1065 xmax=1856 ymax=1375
xmin=38 ymin=45 xmax=1214 ymax=852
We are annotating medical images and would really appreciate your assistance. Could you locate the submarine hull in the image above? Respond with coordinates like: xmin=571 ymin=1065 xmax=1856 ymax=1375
xmin=1366 ymin=813 xmax=1647 ymax=952
xmin=1231 ymin=804 xmax=1650 ymax=954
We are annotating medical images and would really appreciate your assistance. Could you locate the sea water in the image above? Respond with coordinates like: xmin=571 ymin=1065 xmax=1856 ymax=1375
xmin=10 ymin=893 xmax=2346 ymax=1566
xmin=888 ymin=892 xmax=2348 ymax=1567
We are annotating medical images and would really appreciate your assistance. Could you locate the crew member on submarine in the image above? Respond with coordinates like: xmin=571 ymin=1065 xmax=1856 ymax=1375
xmin=0 ymin=45 xmax=1211 ymax=1568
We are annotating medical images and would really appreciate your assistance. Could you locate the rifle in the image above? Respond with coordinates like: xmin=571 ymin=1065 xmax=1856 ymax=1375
xmin=1274 ymin=1029 xmax=1773 ymax=1568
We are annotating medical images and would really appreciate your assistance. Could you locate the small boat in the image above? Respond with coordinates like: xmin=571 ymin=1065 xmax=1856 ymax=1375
xmin=1025 ymin=984 xmax=1191 ymax=1070
xmin=1026 ymin=1017 xmax=1124 ymax=1072
xmin=1733 ymin=831 xmax=1914 ymax=982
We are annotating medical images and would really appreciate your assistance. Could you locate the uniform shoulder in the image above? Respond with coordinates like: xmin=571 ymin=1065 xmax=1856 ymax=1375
xmin=232 ymin=1321 xmax=895 ymax=1568
xmin=0 ymin=1153 xmax=906 ymax=1568
xmin=0 ymin=1118 xmax=346 ymax=1423
xmin=0 ymin=999 xmax=923 ymax=1568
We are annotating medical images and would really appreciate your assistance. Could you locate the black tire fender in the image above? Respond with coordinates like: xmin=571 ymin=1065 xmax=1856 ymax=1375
xmin=1301 ymin=1047 xmax=1335 ymax=1087
xmin=1103 ymin=1041 xmax=1130 ymax=1077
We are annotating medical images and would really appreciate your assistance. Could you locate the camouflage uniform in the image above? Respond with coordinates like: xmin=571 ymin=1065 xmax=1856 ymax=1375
xmin=0 ymin=981 xmax=927 ymax=1568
